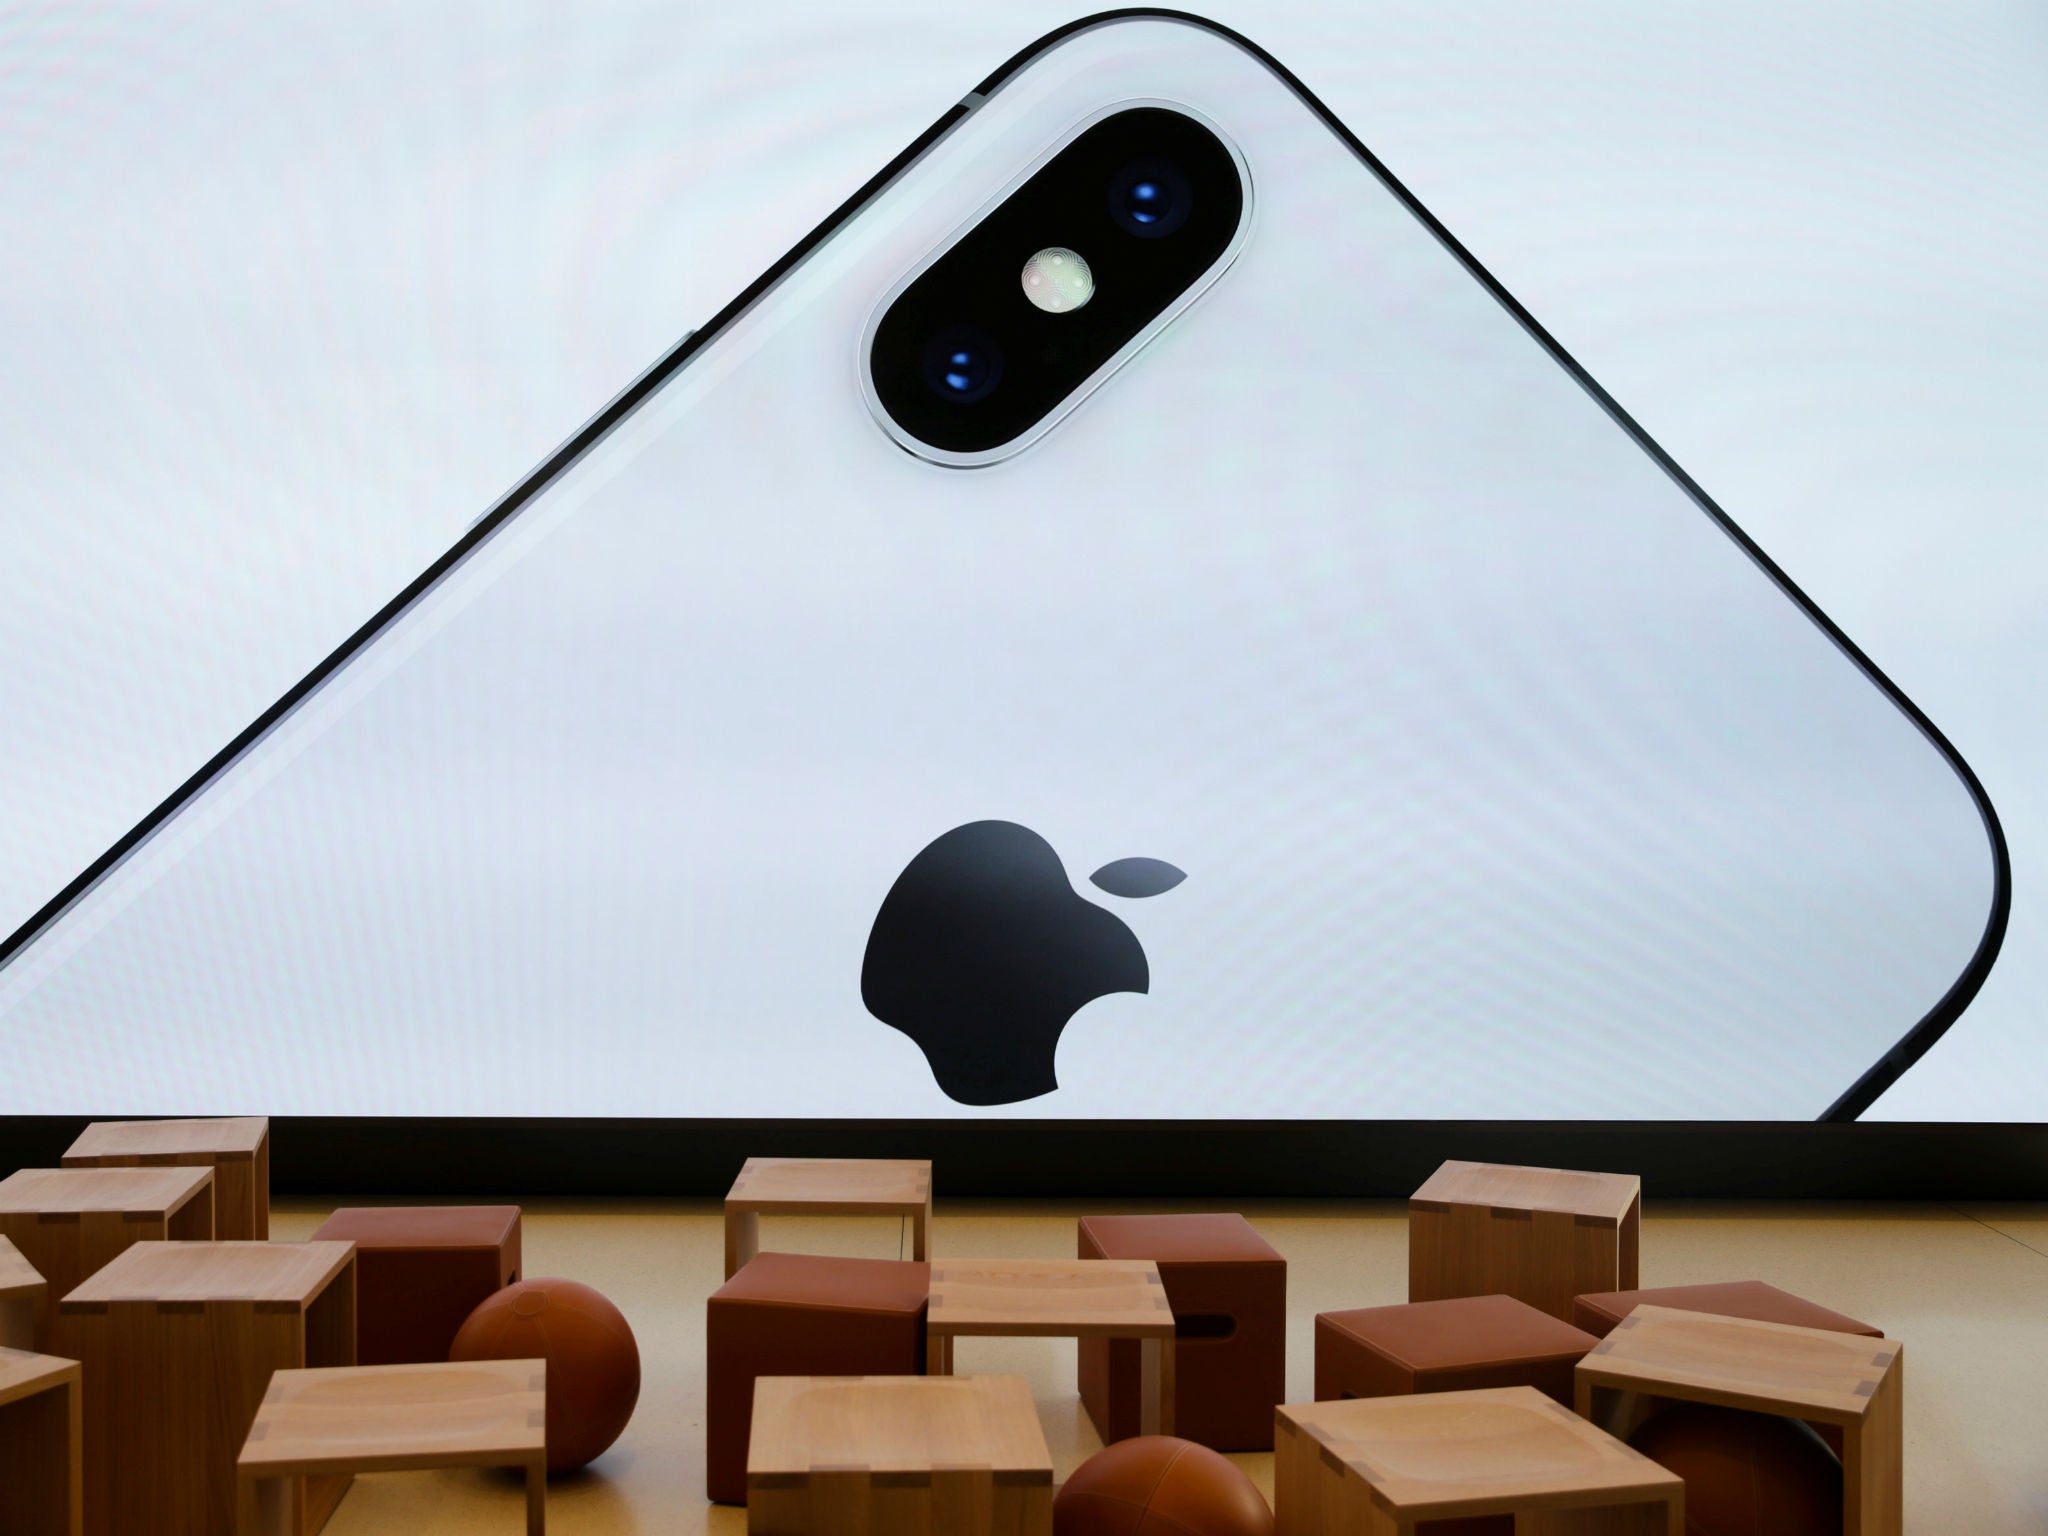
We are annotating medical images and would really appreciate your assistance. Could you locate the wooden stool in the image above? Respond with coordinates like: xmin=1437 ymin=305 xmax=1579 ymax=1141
xmin=0 ymin=1237 xmax=48 ymax=1350
xmin=55 ymin=1240 xmax=356 ymax=1536
xmin=63 ymin=1117 xmax=270 ymax=1240
xmin=0 ymin=1349 xmax=81 ymax=1536
xmin=747 ymin=1374 xmax=1052 ymax=1535
xmin=1078 ymin=1212 xmax=1285 ymax=1450
xmin=927 ymin=1259 xmax=1175 ymax=1438
xmin=1576 ymin=1304 xmax=1902 ymax=1536
xmin=310 ymin=1206 xmax=521 ymax=1364
xmin=1409 ymin=1160 xmax=1640 ymax=1322
xmin=238 ymin=1360 xmax=546 ymax=1536
xmin=1277 ymin=1385 xmax=1681 ymax=1533
xmin=0 ymin=1167 xmax=214 ymax=1338
xmin=1316 ymin=1294 xmax=1600 ymax=1407
xmin=1572 ymin=1279 xmax=1882 ymax=1457
xmin=723 ymin=1158 xmax=931 ymax=1278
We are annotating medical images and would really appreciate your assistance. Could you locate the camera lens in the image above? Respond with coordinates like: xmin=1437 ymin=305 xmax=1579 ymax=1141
xmin=1126 ymin=181 xmax=1168 ymax=223
xmin=921 ymin=325 xmax=1003 ymax=404
xmin=1109 ymin=159 xmax=1192 ymax=238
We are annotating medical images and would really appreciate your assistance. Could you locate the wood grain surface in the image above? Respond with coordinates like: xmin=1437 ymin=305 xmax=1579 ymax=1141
xmin=0 ymin=1167 xmax=215 ymax=1329
xmin=747 ymin=1374 xmax=1050 ymax=1536
xmin=56 ymin=1241 xmax=357 ymax=1536
xmin=1575 ymin=1304 xmax=1902 ymax=1536
xmin=0 ymin=1235 xmax=49 ymax=1350
xmin=725 ymin=1159 xmax=932 ymax=1277
xmin=63 ymin=1117 xmax=271 ymax=1241
xmin=241 ymin=1360 xmax=546 ymax=1536
xmin=1409 ymin=1161 xmax=1641 ymax=1321
xmin=0 ymin=1348 xmax=82 ymax=1536
xmin=1276 ymin=1386 xmax=1679 ymax=1532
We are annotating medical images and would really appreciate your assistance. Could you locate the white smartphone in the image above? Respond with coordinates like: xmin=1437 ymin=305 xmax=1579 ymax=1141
xmin=0 ymin=14 xmax=2004 ymax=1123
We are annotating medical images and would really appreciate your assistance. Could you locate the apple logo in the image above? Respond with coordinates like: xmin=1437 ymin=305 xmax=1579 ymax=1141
xmin=861 ymin=820 xmax=1186 ymax=1105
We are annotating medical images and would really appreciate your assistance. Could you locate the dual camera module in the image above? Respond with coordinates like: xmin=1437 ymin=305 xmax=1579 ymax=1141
xmin=866 ymin=106 xmax=1246 ymax=462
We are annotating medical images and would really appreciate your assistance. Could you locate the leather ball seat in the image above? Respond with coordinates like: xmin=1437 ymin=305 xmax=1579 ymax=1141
xmin=1629 ymin=1403 xmax=1842 ymax=1536
xmin=450 ymin=1277 xmax=641 ymax=1474
xmin=1054 ymin=1435 xmax=1273 ymax=1536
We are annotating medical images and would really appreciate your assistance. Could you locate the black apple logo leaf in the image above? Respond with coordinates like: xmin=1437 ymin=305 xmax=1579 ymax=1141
xmin=862 ymin=820 xmax=1158 ymax=1106
xmin=1089 ymin=857 xmax=1186 ymax=899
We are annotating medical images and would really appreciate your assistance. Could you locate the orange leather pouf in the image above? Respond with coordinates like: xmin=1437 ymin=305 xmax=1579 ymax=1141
xmin=1629 ymin=1403 xmax=1842 ymax=1536
xmin=1315 ymin=1294 xmax=1598 ymax=1407
xmin=312 ymin=1205 xmax=521 ymax=1365
xmin=450 ymin=1277 xmax=642 ymax=1473
xmin=704 ymin=1251 xmax=929 ymax=1505
xmin=1571 ymin=1281 xmax=1880 ymax=1343
xmin=1054 ymin=1436 xmax=1273 ymax=1536
xmin=1079 ymin=1214 xmax=1287 ymax=1451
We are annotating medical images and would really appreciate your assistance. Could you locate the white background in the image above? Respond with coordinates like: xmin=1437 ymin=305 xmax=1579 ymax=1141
xmin=1 ymin=1 xmax=2042 ymax=1118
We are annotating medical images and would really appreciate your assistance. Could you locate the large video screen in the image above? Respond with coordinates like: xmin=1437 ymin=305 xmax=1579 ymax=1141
xmin=1 ymin=6 xmax=2034 ymax=1123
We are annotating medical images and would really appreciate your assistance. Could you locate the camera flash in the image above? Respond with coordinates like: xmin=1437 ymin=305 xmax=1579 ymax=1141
xmin=1021 ymin=247 xmax=1094 ymax=314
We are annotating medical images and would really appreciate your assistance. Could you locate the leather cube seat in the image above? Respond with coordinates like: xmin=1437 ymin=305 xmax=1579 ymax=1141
xmin=1078 ymin=1212 xmax=1284 ymax=1451
xmin=311 ymin=1205 xmax=521 ymax=1366
xmin=705 ymin=1251 xmax=929 ymax=1505
xmin=1571 ymin=1278 xmax=1881 ymax=1340
xmin=1315 ymin=1293 xmax=1598 ymax=1406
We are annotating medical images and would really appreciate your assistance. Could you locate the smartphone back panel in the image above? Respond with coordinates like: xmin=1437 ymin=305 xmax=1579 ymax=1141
xmin=0 ymin=18 xmax=2001 ymax=1119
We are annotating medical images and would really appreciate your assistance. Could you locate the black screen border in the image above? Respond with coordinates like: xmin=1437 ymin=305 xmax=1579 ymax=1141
xmin=0 ymin=1117 xmax=2043 ymax=1199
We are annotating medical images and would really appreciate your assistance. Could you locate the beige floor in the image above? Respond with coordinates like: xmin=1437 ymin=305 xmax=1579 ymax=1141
xmin=270 ymin=1196 xmax=2048 ymax=1533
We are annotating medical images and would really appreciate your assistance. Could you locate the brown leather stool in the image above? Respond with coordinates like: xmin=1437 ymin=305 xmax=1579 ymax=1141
xmin=311 ymin=1205 xmax=520 ymax=1365
xmin=1572 ymin=1279 xmax=1881 ymax=1458
xmin=705 ymin=1251 xmax=929 ymax=1505
xmin=1571 ymin=1278 xmax=1881 ymax=1341
xmin=1316 ymin=1294 xmax=1598 ymax=1406
xmin=1316 ymin=1296 xmax=1600 ymax=1536
xmin=1077 ymin=1213 xmax=1284 ymax=1451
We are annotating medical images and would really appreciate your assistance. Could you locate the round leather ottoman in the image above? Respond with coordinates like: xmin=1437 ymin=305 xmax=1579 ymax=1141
xmin=450 ymin=1277 xmax=641 ymax=1473
xmin=1055 ymin=1435 xmax=1272 ymax=1536
xmin=1630 ymin=1402 xmax=1842 ymax=1535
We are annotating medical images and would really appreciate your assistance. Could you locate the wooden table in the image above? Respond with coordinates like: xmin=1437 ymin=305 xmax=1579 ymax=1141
xmin=63 ymin=1116 xmax=271 ymax=1240
xmin=1276 ymin=1386 xmax=1682 ymax=1534
xmin=724 ymin=1158 xmax=932 ymax=1278
xmin=926 ymin=1259 xmax=1176 ymax=1436
xmin=1409 ymin=1159 xmax=1641 ymax=1322
xmin=0 ymin=1236 xmax=48 ymax=1350
xmin=55 ymin=1240 xmax=356 ymax=1536
xmin=0 ymin=1348 xmax=82 ymax=1536
xmin=748 ymin=1374 xmax=1052 ymax=1535
xmin=238 ymin=1360 xmax=547 ymax=1536
xmin=0 ymin=1167 xmax=215 ymax=1332
xmin=1575 ymin=1304 xmax=1902 ymax=1535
